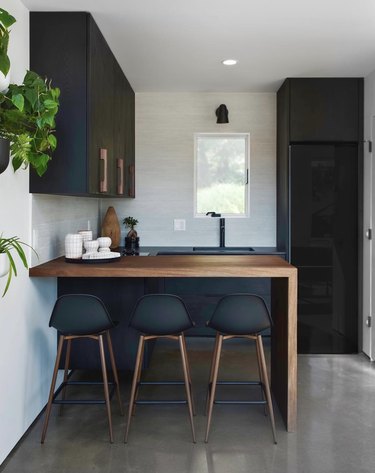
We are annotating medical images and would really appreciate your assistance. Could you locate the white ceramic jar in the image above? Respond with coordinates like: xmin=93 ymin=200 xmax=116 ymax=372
xmin=65 ymin=234 xmax=83 ymax=259
xmin=78 ymin=230 xmax=93 ymax=245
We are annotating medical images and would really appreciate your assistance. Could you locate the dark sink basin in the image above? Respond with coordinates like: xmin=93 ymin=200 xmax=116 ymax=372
xmin=193 ymin=247 xmax=254 ymax=253
xmin=156 ymin=247 xmax=255 ymax=256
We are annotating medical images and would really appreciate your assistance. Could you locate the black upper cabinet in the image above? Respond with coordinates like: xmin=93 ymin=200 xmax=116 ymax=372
xmin=29 ymin=12 xmax=135 ymax=197
xmin=288 ymin=78 xmax=362 ymax=142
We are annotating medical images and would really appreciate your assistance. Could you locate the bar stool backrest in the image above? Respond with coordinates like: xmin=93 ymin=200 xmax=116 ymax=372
xmin=129 ymin=294 xmax=194 ymax=335
xmin=208 ymin=294 xmax=272 ymax=335
xmin=49 ymin=294 xmax=115 ymax=335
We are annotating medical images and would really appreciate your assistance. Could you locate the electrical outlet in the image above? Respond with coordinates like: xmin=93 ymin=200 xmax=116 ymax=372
xmin=174 ymin=219 xmax=186 ymax=231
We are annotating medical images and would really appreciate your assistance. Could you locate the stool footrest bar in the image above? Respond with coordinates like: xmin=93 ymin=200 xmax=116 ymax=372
xmin=135 ymin=400 xmax=187 ymax=405
xmin=139 ymin=381 xmax=184 ymax=386
xmin=214 ymin=400 xmax=267 ymax=405
xmin=215 ymin=381 xmax=262 ymax=386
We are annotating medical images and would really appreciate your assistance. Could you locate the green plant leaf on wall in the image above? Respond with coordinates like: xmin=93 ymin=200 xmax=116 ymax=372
xmin=0 ymin=235 xmax=37 ymax=297
xmin=0 ymin=53 xmax=10 ymax=77
xmin=11 ymin=93 xmax=24 ymax=111
xmin=0 ymin=9 xmax=16 ymax=28
xmin=0 ymin=69 xmax=60 ymax=176
xmin=47 ymin=134 xmax=57 ymax=150
xmin=25 ymin=88 xmax=37 ymax=107
xmin=0 ymin=8 xmax=15 ymax=77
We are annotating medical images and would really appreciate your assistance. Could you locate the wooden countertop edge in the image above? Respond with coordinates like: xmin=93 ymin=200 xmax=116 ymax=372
xmin=29 ymin=255 xmax=297 ymax=278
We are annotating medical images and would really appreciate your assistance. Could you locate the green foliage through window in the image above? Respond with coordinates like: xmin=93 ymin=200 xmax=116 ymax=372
xmin=195 ymin=134 xmax=249 ymax=216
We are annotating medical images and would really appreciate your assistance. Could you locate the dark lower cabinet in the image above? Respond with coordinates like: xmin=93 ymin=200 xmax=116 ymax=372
xmin=29 ymin=12 xmax=135 ymax=197
xmin=290 ymin=144 xmax=358 ymax=353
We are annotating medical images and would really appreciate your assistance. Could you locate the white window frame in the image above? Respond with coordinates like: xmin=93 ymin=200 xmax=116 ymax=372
xmin=194 ymin=132 xmax=250 ymax=218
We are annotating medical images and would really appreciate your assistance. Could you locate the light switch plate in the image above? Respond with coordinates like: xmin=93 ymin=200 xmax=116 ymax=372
xmin=174 ymin=219 xmax=186 ymax=231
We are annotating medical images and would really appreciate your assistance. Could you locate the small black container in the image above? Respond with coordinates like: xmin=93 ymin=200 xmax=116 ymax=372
xmin=124 ymin=236 xmax=140 ymax=252
xmin=0 ymin=137 xmax=10 ymax=174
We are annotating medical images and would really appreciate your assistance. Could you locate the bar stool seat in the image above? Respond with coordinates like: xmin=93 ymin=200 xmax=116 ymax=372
xmin=205 ymin=293 xmax=277 ymax=444
xmin=41 ymin=294 xmax=123 ymax=443
xmin=125 ymin=294 xmax=196 ymax=443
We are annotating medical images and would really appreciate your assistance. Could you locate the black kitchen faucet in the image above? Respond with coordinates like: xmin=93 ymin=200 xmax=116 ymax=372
xmin=206 ymin=212 xmax=225 ymax=248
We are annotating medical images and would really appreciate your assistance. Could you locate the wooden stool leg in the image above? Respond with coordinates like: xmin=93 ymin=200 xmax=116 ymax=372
xmin=106 ymin=331 xmax=124 ymax=415
xmin=125 ymin=335 xmax=145 ymax=443
xmin=256 ymin=335 xmax=277 ymax=444
xmin=132 ymin=340 xmax=145 ymax=416
xmin=179 ymin=335 xmax=196 ymax=443
xmin=98 ymin=334 xmax=113 ymax=443
xmin=205 ymin=334 xmax=223 ymax=443
xmin=181 ymin=334 xmax=196 ymax=416
xmin=59 ymin=338 xmax=72 ymax=416
xmin=206 ymin=333 xmax=220 ymax=415
xmin=255 ymin=336 xmax=267 ymax=416
xmin=41 ymin=335 xmax=65 ymax=443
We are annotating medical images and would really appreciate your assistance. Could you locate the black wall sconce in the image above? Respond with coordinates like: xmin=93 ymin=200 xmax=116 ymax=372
xmin=216 ymin=104 xmax=229 ymax=124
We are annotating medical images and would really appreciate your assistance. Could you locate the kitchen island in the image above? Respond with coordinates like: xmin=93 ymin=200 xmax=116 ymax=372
xmin=30 ymin=254 xmax=297 ymax=432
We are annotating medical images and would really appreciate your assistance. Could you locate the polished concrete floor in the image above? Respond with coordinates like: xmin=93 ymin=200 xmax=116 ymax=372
xmin=1 ymin=337 xmax=375 ymax=473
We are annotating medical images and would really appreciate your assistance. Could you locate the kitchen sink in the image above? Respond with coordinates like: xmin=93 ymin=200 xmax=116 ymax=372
xmin=157 ymin=247 xmax=255 ymax=255
xmin=193 ymin=247 xmax=254 ymax=252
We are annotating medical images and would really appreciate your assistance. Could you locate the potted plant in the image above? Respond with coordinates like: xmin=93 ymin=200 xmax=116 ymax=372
xmin=0 ymin=235 xmax=36 ymax=297
xmin=0 ymin=70 xmax=60 ymax=176
xmin=0 ymin=8 xmax=16 ymax=173
xmin=123 ymin=216 xmax=139 ymax=239
xmin=0 ymin=8 xmax=16 ymax=91
xmin=123 ymin=216 xmax=139 ymax=251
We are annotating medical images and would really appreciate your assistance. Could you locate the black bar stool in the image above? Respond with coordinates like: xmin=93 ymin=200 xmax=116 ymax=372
xmin=125 ymin=294 xmax=196 ymax=443
xmin=41 ymin=294 xmax=123 ymax=443
xmin=205 ymin=294 xmax=277 ymax=444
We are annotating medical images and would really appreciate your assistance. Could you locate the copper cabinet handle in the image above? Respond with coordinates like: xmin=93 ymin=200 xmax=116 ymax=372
xmin=128 ymin=164 xmax=135 ymax=197
xmin=117 ymin=158 xmax=124 ymax=195
xmin=100 ymin=148 xmax=108 ymax=193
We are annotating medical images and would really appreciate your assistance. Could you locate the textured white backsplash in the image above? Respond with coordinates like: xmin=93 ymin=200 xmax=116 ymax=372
xmin=32 ymin=195 xmax=100 ymax=264
xmin=103 ymin=92 xmax=276 ymax=247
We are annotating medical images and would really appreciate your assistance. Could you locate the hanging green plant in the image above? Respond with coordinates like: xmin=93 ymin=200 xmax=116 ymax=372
xmin=0 ymin=234 xmax=37 ymax=297
xmin=0 ymin=8 xmax=16 ymax=77
xmin=0 ymin=70 xmax=60 ymax=176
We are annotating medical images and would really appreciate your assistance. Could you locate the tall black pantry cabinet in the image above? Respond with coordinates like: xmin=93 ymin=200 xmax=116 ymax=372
xmin=277 ymin=78 xmax=363 ymax=354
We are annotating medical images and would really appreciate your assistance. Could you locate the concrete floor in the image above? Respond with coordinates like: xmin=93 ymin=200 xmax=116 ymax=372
xmin=1 ymin=337 xmax=375 ymax=473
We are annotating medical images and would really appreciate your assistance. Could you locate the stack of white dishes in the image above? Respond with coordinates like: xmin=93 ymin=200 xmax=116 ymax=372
xmin=65 ymin=234 xmax=120 ymax=260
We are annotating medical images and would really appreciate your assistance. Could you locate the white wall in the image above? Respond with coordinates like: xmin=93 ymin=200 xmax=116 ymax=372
xmin=104 ymin=93 xmax=276 ymax=247
xmin=0 ymin=2 xmax=99 ymax=464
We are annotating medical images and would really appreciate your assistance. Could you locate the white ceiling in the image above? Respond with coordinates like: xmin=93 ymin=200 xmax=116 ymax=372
xmin=22 ymin=0 xmax=375 ymax=92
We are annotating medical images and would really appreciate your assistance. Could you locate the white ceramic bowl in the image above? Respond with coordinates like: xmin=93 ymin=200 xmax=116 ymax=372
xmin=97 ymin=237 xmax=112 ymax=248
xmin=84 ymin=239 xmax=99 ymax=253
xmin=99 ymin=247 xmax=111 ymax=253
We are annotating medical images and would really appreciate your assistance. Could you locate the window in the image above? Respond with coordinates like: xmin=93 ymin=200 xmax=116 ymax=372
xmin=194 ymin=133 xmax=249 ymax=217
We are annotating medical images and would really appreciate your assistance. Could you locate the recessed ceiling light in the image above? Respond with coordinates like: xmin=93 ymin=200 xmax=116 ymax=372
xmin=222 ymin=59 xmax=238 ymax=66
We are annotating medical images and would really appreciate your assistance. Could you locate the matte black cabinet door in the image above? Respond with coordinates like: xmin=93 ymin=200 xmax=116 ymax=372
xmin=289 ymin=79 xmax=361 ymax=142
xmin=29 ymin=13 xmax=88 ymax=194
xmin=113 ymin=61 xmax=127 ymax=196
xmin=88 ymin=18 xmax=115 ymax=195
xmin=290 ymin=144 xmax=358 ymax=354
xmin=29 ymin=12 xmax=135 ymax=198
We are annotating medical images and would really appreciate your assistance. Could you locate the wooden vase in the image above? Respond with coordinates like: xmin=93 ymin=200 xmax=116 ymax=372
xmin=101 ymin=206 xmax=121 ymax=249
